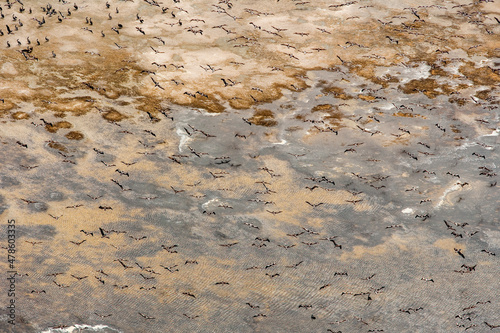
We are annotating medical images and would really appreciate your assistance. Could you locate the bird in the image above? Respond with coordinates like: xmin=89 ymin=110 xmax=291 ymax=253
xmin=94 ymin=313 xmax=112 ymax=318
xmin=454 ymin=248 xmax=465 ymax=259
xmin=25 ymin=241 xmax=42 ymax=245
xmin=151 ymin=77 xmax=164 ymax=90
xmin=484 ymin=322 xmax=500 ymax=329
xmin=138 ymin=313 xmax=155 ymax=320
xmin=305 ymin=201 xmax=324 ymax=208
xmin=31 ymin=290 xmax=46 ymax=294
xmin=80 ymin=230 xmax=94 ymax=236
xmin=53 ymin=281 xmax=69 ymax=288
xmin=170 ymin=186 xmax=184 ymax=194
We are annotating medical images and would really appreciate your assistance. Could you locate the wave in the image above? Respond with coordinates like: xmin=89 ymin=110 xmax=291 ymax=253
xmin=39 ymin=324 xmax=122 ymax=333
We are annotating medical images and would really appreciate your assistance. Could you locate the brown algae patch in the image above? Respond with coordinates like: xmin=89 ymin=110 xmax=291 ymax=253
xmin=65 ymin=131 xmax=85 ymax=141
xmin=47 ymin=141 xmax=68 ymax=152
xmin=45 ymin=121 xmax=73 ymax=133
xmin=358 ymin=94 xmax=377 ymax=102
xmin=311 ymin=104 xmax=344 ymax=127
xmin=0 ymin=100 xmax=18 ymax=113
xmin=11 ymin=111 xmax=30 ymax=120
xmin=35 ymin=97 xmax=94 ymax=116
xmin=311 ymin=104 xmax=335 ymax=112
xmin=430 ymin=65 xmax=449 ymax=77
xmin=320 ymin=85 xmax=353 ymax=100
xmin=102 ymin=109 xmax=127 ymax=122
xmin=347 ymin=60 xmax=400 ymax=88
xmin=459 ymin=62 xmax=500 ymax=86
xmin=392 ymin=111 xmax=426 ymax=119
xmin=179 ymin=97 xmax=225 ymax=114
xmin=448 ymin=97 xmax=468 ymax=107
xmin=399 ymin=78 xmax=453 ymax=99
xmin=248 ymin=109 xmax=277 ymax=127
xmin=475 ymin=89 xmax=495 ymax=102
xmin=136 ymin=97 xmax=163 ymax=116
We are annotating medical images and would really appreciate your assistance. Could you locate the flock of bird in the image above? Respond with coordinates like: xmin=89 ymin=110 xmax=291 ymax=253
xmin=0 ymin=0 xmax=499 ymax=110
xmin=0 ymin=0 xmax=499 ymax=332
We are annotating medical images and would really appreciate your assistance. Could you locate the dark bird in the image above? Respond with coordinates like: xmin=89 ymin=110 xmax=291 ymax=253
xmin=454 ymin=248 xmax=465 ymax=259
xmin=111 ymin=179 xmax=130 ymax=191
xmin=242 ymin=117 xmax=252 ymax=125
xmin=94 ymin=313 xmax=112 ymax=318
xmin=183 ymin=314 xmax=200 ymax=319
xmin=53 ymin=281 xmax=69 ymax=288
xmin=151 ymin=77 xmax=164 ymax=90
xmin=160 ymin=264 xmax=178 ymax=273
xmin=99 ymin=227 xmax=110 ymax=238
xmin=129 ymin=235 xmax=147 ymax=241
xmin=95 ymin=276 xmax=105 ymax=284
xmin=138 ymin=313 xmax=155 ymax=320
xmin=219 ymin=242 xmax=238 ymax=247
xmin=16 ymin=141 xmax=28 ymax=148
xmin=31 ymin=290 xmax=46 ymax=294
xmin=246 ymin=302 xmax=260 ymax=309
xmin=170 ymin=186 xmax=184 ymax=194
xmin=306 ymin=201 xmax=324 ymax=208
xmin=277 ymin=244 xmax=296 ymax=249
xmin=328 ymin=239 xmax=342 ymax=249
xmin=80 ymin=230 xmax=94 ymax=236
xmin=484 ymin=322 xmax=500 ymax=329
xmin=346 ymin=199 xmax=363 ymax=205
xmin=161 ymin=244 xmax=179 ymax=253
xmin=25 ymin=241 xmax=42 ymax=245
xmin=113 ymin=284 xmax=128 ymax=289
xmin=101 ymin=161 xmax=116 ymax=167
xmin=443 ymin=220 xmax=456 ymax=231
xmin=139 ymin=273 xmax=155 ymax=280
xmin=115 ymin=259 xmax=133 ymax=269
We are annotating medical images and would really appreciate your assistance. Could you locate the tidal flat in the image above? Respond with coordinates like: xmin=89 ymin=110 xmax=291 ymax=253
xmin=0 ymin=0 xmax=499 ymax=332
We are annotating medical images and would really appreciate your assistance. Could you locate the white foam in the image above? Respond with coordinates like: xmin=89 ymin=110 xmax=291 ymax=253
xmin=483 ymin=128 xmax=499 ymax=137
xmin=202 ymin=198 xmax=219 ymax=209
xmin=175 ymin=125 xmax=192 ymax=152
xmin=435 ymin=183 xmax=462 ymax=208
xmin=39 ymin=324 xmax=121 ymax=333
xmin=402 ymin=208 xmax=413 ymax=214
